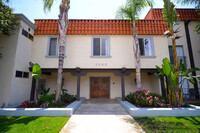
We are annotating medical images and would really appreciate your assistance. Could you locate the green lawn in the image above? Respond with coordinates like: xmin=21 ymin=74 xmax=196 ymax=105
xmin=134 ymin=117 xmax=200 ymax=133
xmin=0 ymin=116 xmax=69 ymax=133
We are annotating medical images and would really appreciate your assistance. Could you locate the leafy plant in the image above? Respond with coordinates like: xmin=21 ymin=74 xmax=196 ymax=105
xmin=162 ymin=0 xmax=182 ymax=106
xmin=38 ymin=94 xmax=56 ymax=107
xmin=0 ymin=0 xmax=19 ymax=36
xmin=31 ymin=63 xmax=41 ymax=104
xmin=155 ymin=58 xmax=200 ymax=107
xmin=41 ymin=86 xmax=50 ymax=96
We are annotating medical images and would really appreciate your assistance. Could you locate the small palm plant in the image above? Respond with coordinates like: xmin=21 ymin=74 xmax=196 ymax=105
xmin=162 ymin=0 xmax=183 ymax=106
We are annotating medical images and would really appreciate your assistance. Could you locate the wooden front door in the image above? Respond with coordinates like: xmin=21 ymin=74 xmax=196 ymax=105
xmin=90 ymin=77 xmax=110 ymax=98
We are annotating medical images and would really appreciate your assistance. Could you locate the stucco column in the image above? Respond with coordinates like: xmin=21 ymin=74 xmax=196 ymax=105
xmin=121 ymin=75 xmax=125 ymax=101
xmin=76 ymin=75 xmax=80 ymax=101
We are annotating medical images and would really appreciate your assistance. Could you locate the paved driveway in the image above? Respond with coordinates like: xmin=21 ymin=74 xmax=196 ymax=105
xmin=60 ymin=99 xmax=144 ymax=133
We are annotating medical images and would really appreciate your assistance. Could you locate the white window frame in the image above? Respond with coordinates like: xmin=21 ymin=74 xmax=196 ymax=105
xmin=91 ymin=36 xmax=110 ymax=57
xmin=138 ymin=37 xmax=155 ymax=58
xmin=46 ymin=36 xmax=67 ymax=57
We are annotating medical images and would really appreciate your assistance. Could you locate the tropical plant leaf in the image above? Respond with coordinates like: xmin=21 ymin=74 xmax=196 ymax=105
xmin=32 ymin=63 xmax=41 ymax=79
xmin=188 ymin=78 xmax=194 ymax=84
xmin=162 ymin=58 xmax=171 ymax=76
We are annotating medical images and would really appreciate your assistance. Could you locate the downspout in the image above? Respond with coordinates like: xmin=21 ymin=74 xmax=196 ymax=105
xmin=184 ymin=19 xmax=199 ymax=99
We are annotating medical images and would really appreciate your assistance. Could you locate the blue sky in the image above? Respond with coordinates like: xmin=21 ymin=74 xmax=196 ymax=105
xmin=8 ymin=0 xmax=195 ymax=23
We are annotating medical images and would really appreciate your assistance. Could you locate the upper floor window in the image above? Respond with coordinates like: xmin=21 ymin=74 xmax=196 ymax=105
xmin=169 ymin=46 xmax=186 ymax=65
xmin=22 ymin=29 xmax=34 ymax=41
xmin=47 ymin=37 xmax=59 ymax=56
xmin=92 ymin=37 xmax=110 ymax=57
xmin=138 ymin=38 xmax=154 ymax=56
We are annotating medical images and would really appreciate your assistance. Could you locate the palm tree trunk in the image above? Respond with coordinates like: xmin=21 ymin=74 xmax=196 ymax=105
xmin=132 ymin=21 xmax=142 ymax=90
xmin=56 ymin=0 xmax=70 ymax=102
xmin=170 ymin=25 xmax=181 ymax=106
xmin=35 ymin=79 xmax=38 ymax=104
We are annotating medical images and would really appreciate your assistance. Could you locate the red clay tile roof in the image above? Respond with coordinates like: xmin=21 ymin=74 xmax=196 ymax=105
xmin=145 ymin=9 xmax=200 ymax=20
xmin=34 ymin=19 xmax=169 ymax=35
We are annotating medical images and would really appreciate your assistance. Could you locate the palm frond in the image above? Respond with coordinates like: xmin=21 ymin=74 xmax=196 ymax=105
xmin=43 ymin=0 xmax=55 ymax=12
xmin=116 ymin=0 xmax=154 ymax=20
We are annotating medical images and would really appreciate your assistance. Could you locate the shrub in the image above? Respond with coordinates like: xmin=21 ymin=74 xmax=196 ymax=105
xmin=61 ymin=93 xmax=76 ymax=105
xmin=38 ymin=94 xmax=56 ymax=107
xmin=17 ymin=100 xmax=35 ymax=108
xmin=126 ymin=89 xmax=172 ymax=108
xmin=18 ymin=92 xmax=76 ymax=108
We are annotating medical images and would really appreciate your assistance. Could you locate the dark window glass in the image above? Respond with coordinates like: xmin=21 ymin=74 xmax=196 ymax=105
xmin=29 ymin=34 xmax=34 ymax=41
xmin=23 ymin=72 xmax=29 ymax=78
xmin=22 ymin=29 xmax=29 ymax=37
xmin=139 ymin=38 xmax=145 ymax=56
xmin=22 ymin=29 xmax=34 ymax=41
xmin=16 ymin=71 xmax=23 ymax=78
xmin=93 ymin=38 xmax=100 ymax=56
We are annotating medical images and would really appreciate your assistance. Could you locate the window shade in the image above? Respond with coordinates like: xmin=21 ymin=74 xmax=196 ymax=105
xmin=49 ymin=38 xmax=58 ymax=56
xmin=93 ymin=38 xmax=100 ymax=56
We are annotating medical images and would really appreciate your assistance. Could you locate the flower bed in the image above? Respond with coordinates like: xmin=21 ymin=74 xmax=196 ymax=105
xmin=17 ymin=93 xmax=76 ymax=108
xmin=126 ymin=89 xmax=173 ymax=108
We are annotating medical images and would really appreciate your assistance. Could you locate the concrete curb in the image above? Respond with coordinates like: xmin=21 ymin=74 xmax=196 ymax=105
xmin=0 ymin=98 xmax=85 ymax=117
xmin=116 ymin=97 xmax=200 ymax=117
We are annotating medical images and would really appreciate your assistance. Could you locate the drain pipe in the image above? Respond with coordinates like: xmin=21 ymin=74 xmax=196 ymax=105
xmin=184 ymin=19 xmax=199 ymax=99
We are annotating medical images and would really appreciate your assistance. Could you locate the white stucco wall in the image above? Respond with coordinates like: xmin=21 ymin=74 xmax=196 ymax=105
xmin=188 ymin=21 xmax=200 ymax=90
xmin=0 ymin=19 xmax=35 ymax=106
xmin=32 ymin=35 xmax=169 ymax=69
xmin=0 ymin=28 xmax=19 ymax=106
xmin=8 ymin=20 xmax=35 ymax=105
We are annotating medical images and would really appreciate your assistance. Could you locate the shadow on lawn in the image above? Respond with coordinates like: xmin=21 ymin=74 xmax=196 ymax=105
xmin=0 ymin=116 xmax=39 ymax=132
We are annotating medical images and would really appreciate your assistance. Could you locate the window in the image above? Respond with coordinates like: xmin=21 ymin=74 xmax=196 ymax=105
xmin=138 ymin=38 xmax=154 ymax=56
xmin=169 ymin=46 xmax=186 ymax=65
xmin=92 ymin=37 xmax=110 ymax=57
xmin=47 ymin=37 xmax=59 ymax=56
xmin=22 ymin=29 xmax=34 ymax=41
xmin=15 ymin=71 xmax=29 ymax=78
xmin=23 ymin=72 xmax=29 ymax=78
xmin=37 ymin=79 xmax=46 ymax=95
xmin=16 ymin=71 xmax=23 ymax=78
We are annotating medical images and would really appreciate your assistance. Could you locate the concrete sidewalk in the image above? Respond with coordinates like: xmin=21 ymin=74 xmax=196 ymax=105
xmin=60 ymin=99 xmax=145 ymax=133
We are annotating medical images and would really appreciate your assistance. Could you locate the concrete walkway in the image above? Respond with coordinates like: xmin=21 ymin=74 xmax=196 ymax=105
xmin=60 ymin=99 xmax=145 ymax=133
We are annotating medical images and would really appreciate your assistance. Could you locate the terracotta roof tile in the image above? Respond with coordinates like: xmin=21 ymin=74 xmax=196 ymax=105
xmin=34 ymin=19 xmax=169 ymax=35
xmin=145 ymin=9 xmax=200 ymax=20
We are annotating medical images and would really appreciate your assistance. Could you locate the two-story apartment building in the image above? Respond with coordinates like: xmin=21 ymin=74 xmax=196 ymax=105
xmin=0 ymin=8 xmax=199 ymax=106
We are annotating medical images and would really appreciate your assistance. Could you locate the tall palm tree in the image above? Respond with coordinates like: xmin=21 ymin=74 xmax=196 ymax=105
xmin=43 ymin=0 xmax=70 ymax=102
xmin=163 ymin=0 xmax=182 ymax=106
xmin=116 ymin=0 xmax=153 ymax=90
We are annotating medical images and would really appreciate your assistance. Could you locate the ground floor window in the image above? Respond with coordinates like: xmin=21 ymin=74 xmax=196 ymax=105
xmin=37 ymin=78 xmax=46 ymax=95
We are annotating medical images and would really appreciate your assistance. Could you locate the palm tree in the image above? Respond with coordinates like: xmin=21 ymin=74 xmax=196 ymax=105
xmin=43 ymin=0 xmax=70 ymax=102
xmin=116 ymin=0 xmax=153 ymax=90
xmin=163 ymin=0 xmax=182 ymax=106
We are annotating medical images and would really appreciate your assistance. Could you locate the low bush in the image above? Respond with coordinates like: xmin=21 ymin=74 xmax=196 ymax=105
xmin=126 ymin=89 xmax=172 ymax=108
xmin=18 ymin=92 xmax=76 ymax=108
xmin=17 ymin=100 xmax=36 ymax=108
xmin=61 ymin=93 xmax=76 ymax=104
